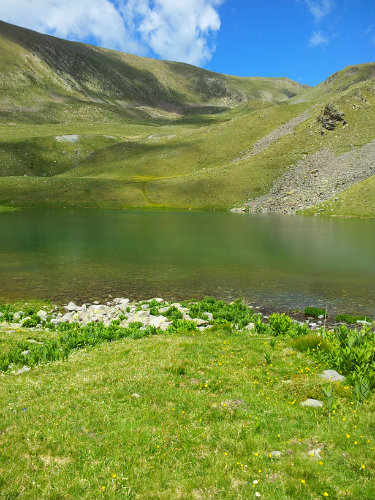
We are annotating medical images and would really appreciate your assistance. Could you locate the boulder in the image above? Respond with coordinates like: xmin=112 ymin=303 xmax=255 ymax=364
xmin=317 ymin=103 xmax=345 ymax=131
xmin=148 ymin=315 xmax=170 ymax=330
xmin=192 ymin=317 xmax=209 ymax=326
xmin=13 ymin=311 xmax=24 ymax=321
xmin=64 ymin=301 xmax=80 ymax=311
xmin=244 ymin=322 xmax=255 ymax=330
xmin=37 ymin=310 xmax=48 ymax=320
xmin=301 ymin=399 xmax=323 ymax=408
xmin=320 ymin=370 xmax=345 ymax=382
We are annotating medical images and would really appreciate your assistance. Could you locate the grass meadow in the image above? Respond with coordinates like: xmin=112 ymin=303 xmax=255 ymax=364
xmin=0 ymin=303 xmax=374 ymax=500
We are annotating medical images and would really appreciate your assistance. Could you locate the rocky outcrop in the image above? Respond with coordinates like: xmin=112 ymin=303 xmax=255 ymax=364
xmin=317 ymin=103 xmax=346 ymax=131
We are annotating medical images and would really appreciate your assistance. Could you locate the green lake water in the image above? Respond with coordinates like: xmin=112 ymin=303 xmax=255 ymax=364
xmin=0 ymin=210 xmax=374 ymax=315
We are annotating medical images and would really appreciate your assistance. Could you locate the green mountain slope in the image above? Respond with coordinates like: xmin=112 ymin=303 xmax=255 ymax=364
xmin=0 ymin=20 xmax=303 ymax=122
xmin=0 ymin=21 xmax=374 ymax=215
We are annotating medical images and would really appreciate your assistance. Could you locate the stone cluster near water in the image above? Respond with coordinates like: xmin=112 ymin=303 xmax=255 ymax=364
xmin=59 ymin=298 xmax=215 ymax=330
xmin=8 ymin=298 xmax=218 ymax=332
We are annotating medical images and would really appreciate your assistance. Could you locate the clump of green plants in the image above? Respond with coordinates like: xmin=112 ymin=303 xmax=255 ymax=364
xmin=210 ymin=319 xmax=233 ymax=334
xmin=147 ymin=299 xmax=168 ymax=316
xmin=334 ymin=313 xmax=372 ymax=324
xmin=326 ymin=326 xmax=375 ymax=393
xmin=0 ymin=303 xmax=16 ymax=322
xmin=292 ymin=334 xmax=332 ymax=353
xmin=264 ymin=352 xmax=272 ymax=364
xmin=304 ymin=306 xmax=326 ymax=318
xmin=22 ymin=314 xmax=41 ymax=328
xmin=290 ymin=322 xmax=310 ymax=337
xmin=188 ymin=297 xmax=253 ymax=328
xmin=163 ymin=306 xmax=183 ymax=321
xmin=301 ymin=325 xmax=375 ymax=400
xmin=167 ymin=319 xmax=198 ymax=333
xmin=268 ymin=313 xmax=294 ymax=336
xmin=253 ymin=314 xmax=269 ymax=334
xmin=322 ymin=386 xmax=336 ymax=416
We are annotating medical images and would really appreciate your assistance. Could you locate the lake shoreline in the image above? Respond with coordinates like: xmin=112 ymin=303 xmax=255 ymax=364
xmin=2 ymin=204 xmax=375 ymax=218
xmin=1 ymin=296 xmax=373 ymax=333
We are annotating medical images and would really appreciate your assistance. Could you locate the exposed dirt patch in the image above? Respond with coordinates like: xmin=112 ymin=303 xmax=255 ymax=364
xmin=244 ymin=140 xmax=375 ymax=214
xmin=40 ymin=455 xmax=72 ymax=466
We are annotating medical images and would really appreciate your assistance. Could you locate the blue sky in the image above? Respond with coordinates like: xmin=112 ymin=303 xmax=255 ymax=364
xmin=207 ymin=0 xmax=375 ymax=84
xmin=1 ymin=0 xmax=374 ymax=85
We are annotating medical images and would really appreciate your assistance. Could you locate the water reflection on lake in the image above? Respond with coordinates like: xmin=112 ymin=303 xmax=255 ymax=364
xmin=1 ymin=210 xmax=374 ymax=315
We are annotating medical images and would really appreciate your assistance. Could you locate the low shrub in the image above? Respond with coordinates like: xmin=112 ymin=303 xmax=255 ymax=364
xmin=304 ymin=306 xmax=326 ymax=317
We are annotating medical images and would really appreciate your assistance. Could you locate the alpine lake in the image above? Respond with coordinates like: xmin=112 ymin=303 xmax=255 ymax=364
xmin=1 ymin=209 xmax=374 ymax=316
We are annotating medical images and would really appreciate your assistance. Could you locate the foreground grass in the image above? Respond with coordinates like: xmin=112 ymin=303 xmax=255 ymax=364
xmin=0 ymin=323 xmax=374 ymax=499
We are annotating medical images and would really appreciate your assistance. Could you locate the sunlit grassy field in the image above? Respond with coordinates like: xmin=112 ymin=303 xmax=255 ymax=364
xmin=0 ymin=315 xmax=374 ymax=500
xmin=1 ymin=77 xmax=374 ymax=211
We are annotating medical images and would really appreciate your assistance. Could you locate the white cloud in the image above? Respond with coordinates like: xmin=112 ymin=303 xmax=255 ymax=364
xmin=120 ymin=0 xmax=222 ymax=65
xmin=309 ymin=30 xmax=330 ymax=47
xmin=297 ymin=1 xmax=334 ymax=48
xmin=302 ymin=0 xmax=333 ymax=22
xmin=0 ymin=0 xmax=223 ymax=66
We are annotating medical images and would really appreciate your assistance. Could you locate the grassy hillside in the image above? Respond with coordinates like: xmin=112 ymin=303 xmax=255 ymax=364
xmin=0 ymin=21 xmax=374 ymax=214
xmin=0 ymin=20 xmax=303 ymax=121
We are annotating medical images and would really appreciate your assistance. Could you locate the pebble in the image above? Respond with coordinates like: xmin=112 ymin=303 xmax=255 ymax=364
xmin=15 ymin=366 xmax=30 ymax=375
